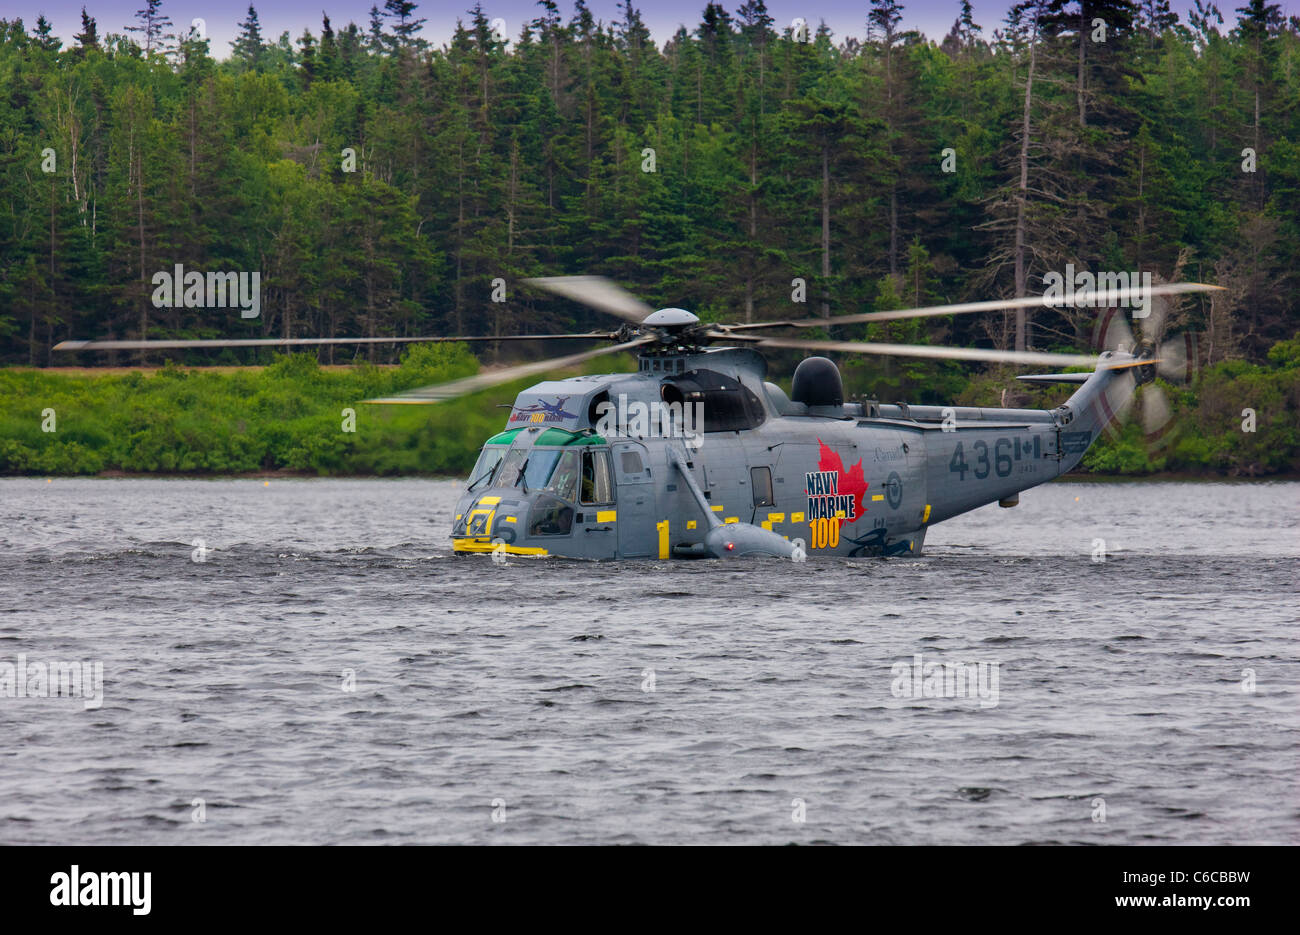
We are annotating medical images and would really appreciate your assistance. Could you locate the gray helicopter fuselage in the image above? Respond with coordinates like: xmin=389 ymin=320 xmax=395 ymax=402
xmin=451 ymin=346 xmax=1128 ymax=560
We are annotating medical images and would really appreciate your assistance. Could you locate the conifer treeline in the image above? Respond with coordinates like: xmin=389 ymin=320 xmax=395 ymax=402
xmin=1 ymin=0 xmax=1297 ymax=372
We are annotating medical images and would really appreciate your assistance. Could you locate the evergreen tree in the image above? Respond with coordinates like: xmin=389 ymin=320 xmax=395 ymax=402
xmin=74 ymin=7 xmax=100 ymax=52
xmin=33 ymin=15 xmax=60 ymax=52
xmin=384 ymin=1 xmax=427 ymax=47
xmin=125 ymin=0 xmax=172 ymax=54
xmin=232 ymin=5 xmax=265 ymax=71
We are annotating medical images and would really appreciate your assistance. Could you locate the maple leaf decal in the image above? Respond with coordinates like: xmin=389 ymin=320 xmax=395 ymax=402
xmin=816 ymin=439 xmax=868 ymax=525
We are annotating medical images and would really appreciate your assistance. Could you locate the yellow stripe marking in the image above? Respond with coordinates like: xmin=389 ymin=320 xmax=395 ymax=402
xmin=596 ymin=510 xmax=617 ymax=522
xmin=767 ymin=513 xmax=785 ymax=523
xmin=724 ymin=517 xmax=738 ymax=524
xmin=792 ymin=512 xmax=805 ymax=523
xmin=686 ymin=520 xmax=697 ymax=530
xmin=872 ymin=494 xmax=885 ymax=501
xmin=711 ymin=505 xmax=724 ymax=512
xmin=503 ymin=516 xmax=516 ymax=523
xmin=453 ymin=539 xmax=548 ymax=556
xmin=922 ymin=504 xmax=931 ymax=523
xmin=477 ymin=496 xmax=501 ymax=506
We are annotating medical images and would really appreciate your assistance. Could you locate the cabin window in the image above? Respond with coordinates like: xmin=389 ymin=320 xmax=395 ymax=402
xmin=581 ymin=450 xmax=613 ymax=504
xmin=620 ymin=450 xmax=644 ymax=475
xmin=751 ymin=466 xmax=774 ymax=507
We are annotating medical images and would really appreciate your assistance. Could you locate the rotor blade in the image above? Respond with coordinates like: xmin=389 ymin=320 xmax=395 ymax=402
xmin=1157 ymin=333 xmax=1193 ymax=382
xmin=362 ymin=337 xmax=654 ymax=404
xmin=723 ymin=282 xmax=1224 ymax=331
xmin=703 ymin=330 xmax=766 ymax=343
xmin=522 ymin=276 xmax=654 ymax=324
xmin=1141 ymin=384 xmax=1172 ymax=436
xmin=53 ymin=332 xmax=614 ymax=352
xmin=1101 ymin=308 xmax=1136 ymax=354
xmin=1102 ymin=358 xmax=1163 ymax=370
xmin=1102 ymin=368 xmax=1139 ymax=430
xmin=752 ymin=337 xmax=1100 ymax=368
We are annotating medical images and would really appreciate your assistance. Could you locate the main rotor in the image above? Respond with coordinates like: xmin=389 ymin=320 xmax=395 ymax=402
xmin=53 ymin=274 xmax=1222 ymax=405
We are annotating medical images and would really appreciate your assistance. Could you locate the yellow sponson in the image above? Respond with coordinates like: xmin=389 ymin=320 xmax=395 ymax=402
xmin=453 ymin=538 xmax=548 ymax=556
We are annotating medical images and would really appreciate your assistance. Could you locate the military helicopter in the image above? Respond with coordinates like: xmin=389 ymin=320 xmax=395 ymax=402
xmin=55 ymin=276 xmax=1220 ymax=560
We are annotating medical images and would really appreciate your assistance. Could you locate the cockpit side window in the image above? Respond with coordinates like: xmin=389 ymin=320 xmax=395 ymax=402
xmin=545 ymin=450 xmax=580 ymax=501
xmin=467 ymin=446 xmax=506 ymax=491
xmin=581 ymin=450 xmax=613 ymax=504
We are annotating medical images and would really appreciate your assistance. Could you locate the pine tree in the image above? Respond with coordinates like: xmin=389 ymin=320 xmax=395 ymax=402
xmin=33 ymin=15 xmax=61 ymax=52
xmin=74 ymin=7 xmax=101 ymax=51
xmin=1138 ymin=0 xmax=1179 ymax=46
xmin=232 ymin=5 xmax=265 ymax=70
xmin=384 ymin=1 xmax=426 ymax=48
xmin=368 ymin=5 xmax=386 ymax=52
xmin=125 ymin=0 xmax=172 ymax=54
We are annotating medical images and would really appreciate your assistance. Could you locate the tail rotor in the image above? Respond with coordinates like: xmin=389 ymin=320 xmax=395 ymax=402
xmin=1091 ymin=287 xmax=1200 ymax=450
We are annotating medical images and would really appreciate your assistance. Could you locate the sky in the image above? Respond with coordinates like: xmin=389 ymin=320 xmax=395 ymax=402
xmin=13 ymin=1 xmax=1298 ymax=59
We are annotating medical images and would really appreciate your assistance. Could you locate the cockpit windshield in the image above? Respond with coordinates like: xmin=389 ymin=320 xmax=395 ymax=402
xmin=467 ymin=446 xmax=578 ymax=496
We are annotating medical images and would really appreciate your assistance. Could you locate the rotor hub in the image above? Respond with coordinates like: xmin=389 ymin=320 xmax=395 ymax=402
xmin=642 ymin=308 xmax=699 ymax=328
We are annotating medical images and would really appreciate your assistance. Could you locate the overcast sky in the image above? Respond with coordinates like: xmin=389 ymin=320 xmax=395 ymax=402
xmin=16 ymin=1 xmax=1296 ymax=59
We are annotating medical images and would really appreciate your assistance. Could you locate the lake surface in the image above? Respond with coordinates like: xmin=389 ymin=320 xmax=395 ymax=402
xmin=1 ymin=477 xmax=1296 ymax=844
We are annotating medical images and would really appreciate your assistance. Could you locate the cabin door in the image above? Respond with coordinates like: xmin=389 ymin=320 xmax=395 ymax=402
xmin=611 ymin=441 xmax=657 ymax=559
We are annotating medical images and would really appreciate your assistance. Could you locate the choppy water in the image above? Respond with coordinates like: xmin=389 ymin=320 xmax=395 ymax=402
xmin=0 ymin=477 xmax=1296 ymax=845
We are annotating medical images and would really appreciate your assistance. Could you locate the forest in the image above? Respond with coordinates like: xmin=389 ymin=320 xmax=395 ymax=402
xmin=0 ymin=0 xmax=1297 ymax=476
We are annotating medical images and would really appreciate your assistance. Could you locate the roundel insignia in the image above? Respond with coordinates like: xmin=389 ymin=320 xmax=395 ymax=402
xmin=885 ymin=471 xmax=903 ymax=509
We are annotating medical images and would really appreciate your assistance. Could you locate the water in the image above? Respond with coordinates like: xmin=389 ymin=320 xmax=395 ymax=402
xmin=1 ymin=477 xmax=1296 ymax=845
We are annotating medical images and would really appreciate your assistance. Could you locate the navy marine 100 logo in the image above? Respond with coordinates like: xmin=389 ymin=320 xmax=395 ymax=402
xmin=509 ymin=396 xmax=578 ymax=424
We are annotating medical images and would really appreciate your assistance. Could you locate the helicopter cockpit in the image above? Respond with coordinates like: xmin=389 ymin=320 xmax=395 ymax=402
xmin=456 ymin=429 xmax=617 ymax=548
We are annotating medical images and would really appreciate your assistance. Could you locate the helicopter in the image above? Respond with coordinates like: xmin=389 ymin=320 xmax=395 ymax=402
xmin=54 ymin=275 xmax=1220 ymax=561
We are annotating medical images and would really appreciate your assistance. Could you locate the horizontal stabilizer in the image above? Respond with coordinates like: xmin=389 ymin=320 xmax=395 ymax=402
xmin=1015 ymin=372 xmax=1091 ymax=385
